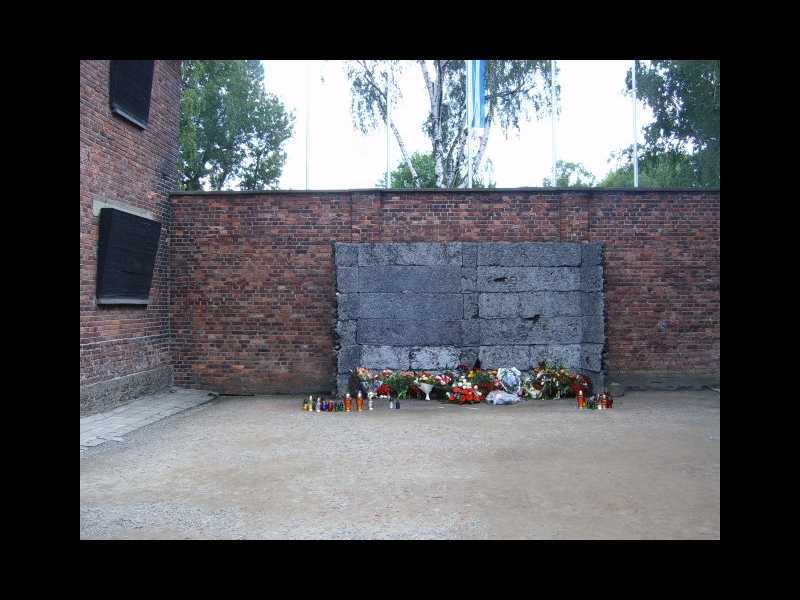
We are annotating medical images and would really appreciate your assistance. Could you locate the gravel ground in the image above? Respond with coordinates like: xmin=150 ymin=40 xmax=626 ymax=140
xmin=80 ymin=390 xmax=720 ymax=539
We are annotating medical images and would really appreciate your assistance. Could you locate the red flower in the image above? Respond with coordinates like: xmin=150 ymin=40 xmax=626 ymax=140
xmin=376 ymin=384 xmax=391 ymax=396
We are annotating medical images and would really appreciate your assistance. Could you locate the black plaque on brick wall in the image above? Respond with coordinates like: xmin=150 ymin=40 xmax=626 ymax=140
xmin=109 ymin=60 xmax=154 ymax=129
xmin=96 ymin=208 xmax=161 ymax=305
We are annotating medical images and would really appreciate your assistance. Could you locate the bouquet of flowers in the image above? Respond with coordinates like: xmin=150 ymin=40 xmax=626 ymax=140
xmin=446 ymin=374 xmax=483 ymax=404
xmin=415 ymin=372 xmax=437 ymax=386
xmin=386 ymin=371 xmax=416 ymax=400
xmin=529 ymin=361 xmax=592 ymax=399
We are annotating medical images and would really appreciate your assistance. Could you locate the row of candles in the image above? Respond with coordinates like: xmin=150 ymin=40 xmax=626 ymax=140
xmin=576 ymin=389 xmax=613 ymax=410
xmin=302 ymin=392 xmax=398 ymax=412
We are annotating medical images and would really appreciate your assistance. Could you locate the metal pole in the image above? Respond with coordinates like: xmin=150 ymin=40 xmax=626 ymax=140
xmin=632 ymin=59 xmax=639 ymax=188
xmin=551 ymin=60 xmax=557 ymax=187
xmin=305 ymin=61 xmax=310 ymax=190
xmin=386 ymin=73 xmax=390 ymax=189
xmin=466 ymin=60 xmax=473 ymax=189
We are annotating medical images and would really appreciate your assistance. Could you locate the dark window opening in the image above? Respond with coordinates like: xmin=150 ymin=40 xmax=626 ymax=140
xmin=109 ymin=60 xmax=154 ymax=129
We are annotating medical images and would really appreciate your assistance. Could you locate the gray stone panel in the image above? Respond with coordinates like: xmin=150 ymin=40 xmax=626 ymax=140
xmin=580 ymin=292 xmax=604 ymax=316
xmin=335 ymin=242 xmax=606 ymax=387
xmin=356 ymin=293 xmax=463 ymax=320
xmin=581 ymin=242 xmax=603 ymax=267
xmin=357 ymin=319 xmax=462 ymax=346
xmin=335 ymin=243 xmax=359 ymax=267
xmin=358 ymin=266 xmax=462 ymax=293
xmin=337 ymin=346 xmax=362 ymax=374
xmin=478 ymin=242 xmax=582 ymax=267
xmin=462 ymin=242 xmax=478 ymax=267
xmin=460 ymin=268 xmax=478 ymax=292
xmin=480 ymin=317 xmax=582 ymax=344
xmin=582 ymin=316 xmax=605 ymax=343
xmin=336 ymin=267 xmax=358 ymax=292
xmin=458 ymin=347 xmax=479 ymax=367
xmin=524 ymin=292 xmax=583 ymax=317
xmin=409 ymin=346 xmax=460 ymax=370
xmin=580 ymin=344 xmax=604 ymax=372
xmin=580 ymin=265 xmax=604 ymax=292
xmin=476 ymin=267 xmax=582 ymax=292
xmin=529 ymin=345 xmax=582 ymax=371
xmin=479 ymin=293 xmax=521 ymax=318
xmin=360 ymin=345 xmax=411 ymax=370
xmin=479 ymin=346 xmax=532 ymax=369
xmin=463 ymin=293 xmax=478 ymax=319
xmin=358 ymin=242 xmax=462 ymax=266
xmin=461 ymin=320 xmax=482 ymax=346
xmin=337 ymin=294 xmax=359 ymax=320
xmin=335 ymin=320 xmax=357 ymax=346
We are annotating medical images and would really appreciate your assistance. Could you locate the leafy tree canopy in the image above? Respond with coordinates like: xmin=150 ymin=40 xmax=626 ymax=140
xmin=349 ymin=60 xmax=554 ymax=188
xmin=600 ymin=148 xmax=698 ymax=188
xmin=624 ymin=60 xmax=720 ymax=187
xmin=179 ymin=60 xmax=294 ymax=191
xmin=543 ymin=160 xmax=597 ymax=188
xmin=379 ymin=151 xmax=495 ymax=189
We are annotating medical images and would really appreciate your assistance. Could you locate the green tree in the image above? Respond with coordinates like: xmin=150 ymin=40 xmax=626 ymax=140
xmin=599 ymin=148 xmax=697 ymax=187
xmin=348 ymin=60 xmax=555 ymax=188
xmin=542 ymin=160 xmax=597 ymax=187
xmin=378 ymin=151 xmax=495 ymax=189
xmin=623 ymin=60 xmax=720 ymax=187
xmin=179 ymin=60 xmax=294 ymax=191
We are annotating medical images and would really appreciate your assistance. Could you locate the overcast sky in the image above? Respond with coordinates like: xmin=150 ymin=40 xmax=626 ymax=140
xmin=262 ymin=60 xmax=653 ymax=190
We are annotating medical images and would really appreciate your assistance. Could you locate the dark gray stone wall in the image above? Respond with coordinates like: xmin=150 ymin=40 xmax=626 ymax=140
xmin=335 ymin=242 xmax=606 ymax=394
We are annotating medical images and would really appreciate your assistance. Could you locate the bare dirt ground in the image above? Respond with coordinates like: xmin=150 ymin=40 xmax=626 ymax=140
xmin=80 ymin=390 xmax=720 ymax=539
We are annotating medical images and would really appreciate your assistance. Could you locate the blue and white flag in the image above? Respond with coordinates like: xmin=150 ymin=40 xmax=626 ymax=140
xmin=466 ymin=59 xmax=486 ymax=132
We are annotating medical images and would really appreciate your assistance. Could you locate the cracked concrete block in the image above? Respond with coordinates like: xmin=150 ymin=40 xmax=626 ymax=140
xmin=581 ymin=316 xmax=605 ymax=343
xmin=463 ymin=293 xmax=478 ymax=319
xmin=529 ymin=345 xmax=582 ymax=370
xmin=461 ymin=242 xmax=478 ymax=267
xmin=479 ymin=293 xmax=521 ymax=318
xmin=357 ymin=293 xmax=463 ymax=320
xmin=458 ymin=347 xmax=479 ymax=367
xmin=580 ymin=344 xmax=604 ymax=372
xmin=334 ymin=243 xmax=359 ymax=267
xmin=357 ymin=319 xmax=462 ymax=346
xmin=335 ymin=320 xmax=357 ymax=347
xmin=360 ymin=346 xmax=411 ymax=370
xmin=476 ymin=267 xmax=582 ymax=292
xmin=479 ymin=346 xmax=532 ymax=369
xmin=480 ymin=317 xmax=582 ymax=344
xmin=461 ymin=320 xmax=481 ymax=346
xmin=461 ymin=268 xmax=478 ymax=292
xmin=337 ymin=346 xmax=362 ymax=374
xmin=580 ymin=292 xmax=604 ymax=316
xmin=336 ymin=267 xmax=358 ymax=292
xmin=581 ymin=242 xmax=603 ymax=267
xmin=337 ymin=294 xmax=359 ymax=320
xmin=358 ymin=266 xmax=462 ymax=293
xmin=409 ymin=346 xmax=460 ymax=370
xmin=580 ymin=265 xmax=604 ymax=292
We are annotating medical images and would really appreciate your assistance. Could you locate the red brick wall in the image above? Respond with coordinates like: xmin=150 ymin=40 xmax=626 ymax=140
xmin=170 ymin=189 xmax=719 ymax=394
xmin=80 ymin=60 xmax=182 ymax=391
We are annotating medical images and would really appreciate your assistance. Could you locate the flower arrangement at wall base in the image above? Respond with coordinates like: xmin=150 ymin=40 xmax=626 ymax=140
xmin=348 ymin=361 xmax=591 ymax=404
xmin=523 ymin=361 xmax=592 ymax=400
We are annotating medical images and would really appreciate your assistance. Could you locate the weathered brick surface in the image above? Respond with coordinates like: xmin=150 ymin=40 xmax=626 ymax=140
xmin=80 ymin=60 xmax=182 ymax=413
xmin=170 ymin=189 xmax=720 ymax=395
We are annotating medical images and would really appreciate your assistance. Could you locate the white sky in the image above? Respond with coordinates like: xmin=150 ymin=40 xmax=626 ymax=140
xmin=262 ymin=60 xmax=653 ymax=190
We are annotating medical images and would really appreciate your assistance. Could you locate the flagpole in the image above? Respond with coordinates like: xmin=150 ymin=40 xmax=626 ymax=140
xmin=386 ymin=72 xmax=391 ymax=189
xmin=466 ymin=60 xmax=473 ymax=189
xmin=632 ymin=59 xmax=639 ymax=188
xmin=305 ymin=61 xmax=310 ymax=190
xmin=551 ymin=60 xmax=557 ymax=187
